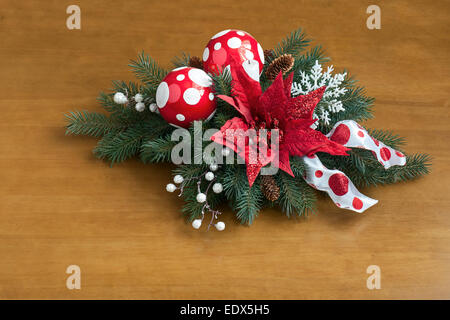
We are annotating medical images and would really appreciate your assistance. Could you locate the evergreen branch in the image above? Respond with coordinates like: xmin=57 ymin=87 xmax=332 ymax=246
xmin=211 ymin=69 xmax=232 ymax=96
xmin=174 ymin=164 xmax=208 ymax=180
xmin=269 ymin=28 xmax=311 ymax=64
xmin=222 ymin=165 xmax=248 ymax=200
xmin=211 ymin=70 xmax=239 ymax=128
xmin=140 ymin=134 xmax=178 ymax=163
xmin=377 ymin=153 xmax=432 ymax=184
xmin=290 ymin=156 xmax=306 ymax=177
xmin=176 ymin=164 xmax=224 ymax=220
xmin=98 ymin=81 xmax=141 ymax=118
xmin=329 ymin=80 xmax=375 ymax=125
xmin=180 ymin=182 xmax=224 ymax=221
xmin=64 ymin=110 xmax=126 ymax=137
xmin=129 ymin=51 xmax=167 ymax=88
xmin=235 ymin=178 xmax=264 ymax=225
xmin=321 ymin=152 xmax=431 ymax=187
xmin=367 ymin=128 xmax=406 ymax=151
xmin=172 ymin=52 xmax=191 ymax=68
xmin=292 ymin=45 xmax=329 ymax=75
xmin=276 ymin=172 xmax=316 ymax=217
xmin=93 ymin=126 xmax=147 ymax=165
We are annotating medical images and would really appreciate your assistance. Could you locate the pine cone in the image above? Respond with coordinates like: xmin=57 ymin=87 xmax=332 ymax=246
xmin=260 ymin=175 xmax=280 ymax=202
xmin=265 ymin=54 xmax=295 ymax=81
xmin=189 ymin=56 xmax=203 ymax=69
xmin=264 ymin=49 xmax=274 ymax=62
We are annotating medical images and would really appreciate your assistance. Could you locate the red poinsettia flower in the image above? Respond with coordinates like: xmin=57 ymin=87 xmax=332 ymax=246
xmin=211 ymin=65 xmax=350 ymax=186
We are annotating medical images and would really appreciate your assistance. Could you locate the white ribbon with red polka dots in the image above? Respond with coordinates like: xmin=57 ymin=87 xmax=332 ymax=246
xmin=326 ymin=120 xmax=406 ymax=169
xmin=302 ymin=120 xmax=406 ymax=213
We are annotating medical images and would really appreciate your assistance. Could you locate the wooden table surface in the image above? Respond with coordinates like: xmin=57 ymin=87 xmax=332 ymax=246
xmin=0 ymin=0 xmax=449 ymax=299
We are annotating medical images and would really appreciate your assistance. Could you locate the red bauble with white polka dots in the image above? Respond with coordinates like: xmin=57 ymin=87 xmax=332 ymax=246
xmin=156 ymin=67 xmax=216 ymax=128
xmin=202 ymin=29 xmax=265 ymax=81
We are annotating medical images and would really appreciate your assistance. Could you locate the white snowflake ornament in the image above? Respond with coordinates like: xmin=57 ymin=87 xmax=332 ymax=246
xmin=291 ymin=60 xmax=347 ymax=125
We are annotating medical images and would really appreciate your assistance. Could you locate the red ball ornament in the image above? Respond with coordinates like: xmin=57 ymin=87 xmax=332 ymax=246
xmin=156 ymin=67 xmax=216 ymax=128
xmin=202 ymin=29 xmax=264 ymax=81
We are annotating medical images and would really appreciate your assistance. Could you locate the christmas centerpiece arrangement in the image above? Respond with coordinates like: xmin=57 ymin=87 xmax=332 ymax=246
xmin=66 ymin=28 xmax=430 ymax=231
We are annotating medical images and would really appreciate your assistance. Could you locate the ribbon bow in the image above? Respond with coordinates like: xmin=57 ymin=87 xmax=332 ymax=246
xmin=302 ymin=120 xmax=406 ymax=212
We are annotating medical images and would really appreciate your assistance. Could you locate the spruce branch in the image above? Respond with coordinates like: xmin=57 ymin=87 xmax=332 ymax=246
xmin=290 ymin=156 xmax=307 ymax=177
xmin=329 ymin=81 xmax=375 ymax=125
xmin=210 ymin=70 xmax=239 ymax=128
xmin=276 ymin=172 xmax=316 ymax=217
xmin=222 ymin=165 xmax=248 ymax=200
xmin=235 ymin=179 xmax=264 ymax=225
xmin=367 ymin=128 xmax=406 ymax=151
xmin=129 ymin=51 xmax=167 ymax=88
xmin=93 ymin=126 xmax=146 ymax=165
xmin=140 ymin=134 xmax=178 ymax=163
xmin=172 ymin=52 xmax=191 ymax=68
xmin=319 ymin=151 xmax=431 ymax=187
xmin=65 ymin=111 xmax=126 ymax=137
xmin=269 ymin=28 xmax=311 ymax=64
xmin=211 ymin=70 xmax=232 ymax=96
xmin=292 ymin=45 xmax=329 ymax=76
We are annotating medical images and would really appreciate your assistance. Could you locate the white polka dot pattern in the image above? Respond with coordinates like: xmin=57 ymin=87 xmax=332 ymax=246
xmin=202 ymin=47 xmax=209 ymax=62
xmin=156 ymin=67 xmax=216 ymax=128
xmin=227 ymin=37 xmax=241 ymax=49
xmin=188 ymin=68 xmax=212 ymax=87
xmin=203 ymin=29 xmax=264 ymax=78
xmin=183 ymin=88 xmax=201 ymax=105
xmin=156 ymin=81 xmax=169 ymax=108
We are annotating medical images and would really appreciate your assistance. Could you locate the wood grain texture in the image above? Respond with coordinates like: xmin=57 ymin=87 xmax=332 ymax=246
xmin=0 ymin=0 xmax=449 ymax=299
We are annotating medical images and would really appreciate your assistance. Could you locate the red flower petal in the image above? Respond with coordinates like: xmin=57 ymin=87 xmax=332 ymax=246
xmin=284 ymin=121 xmax=350 ymax=157
xmin=288 ymin=86 xmax=326 ymax=121
xmin=258 ymin=72 xmax=288 ymax=126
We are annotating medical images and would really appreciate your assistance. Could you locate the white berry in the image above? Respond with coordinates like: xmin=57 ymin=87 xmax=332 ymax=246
xmin=166 ymin=183 xmax=176 ymax=193
xmin=173 ymin=175 xmax=184 ymax=184
xmin=134 ymin=93 xmax=144 ymax=103
xmin=215 ymin=221 xmax=225 ymax=231
xmin=209 ymin=164 xmax=218 ymax=171
xmin=221 ymin=148 xmax=230 ymax=157
xmin=196 ymin=193 xmax=207 ymax=203
xmin=212 ymin=183 xmax=223 ymax=194
xmin=205 ymin=172 xmax=214 ymax=181
xmin=113 ymin=92 xmax=128 ymax=104
xmin=135 ymin=102 xmax=145 ymax=112
xmin=149 ymin=103 xmax=158 ymax=112
xmin=192 ymin=219 xmax=202 ymax=229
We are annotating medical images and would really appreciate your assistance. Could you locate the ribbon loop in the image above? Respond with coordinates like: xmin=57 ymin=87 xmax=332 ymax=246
xmin=327 ymin=120 xmax=406 ymax=169
xmin=302 ymin=120 xmax=406 ymax=213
